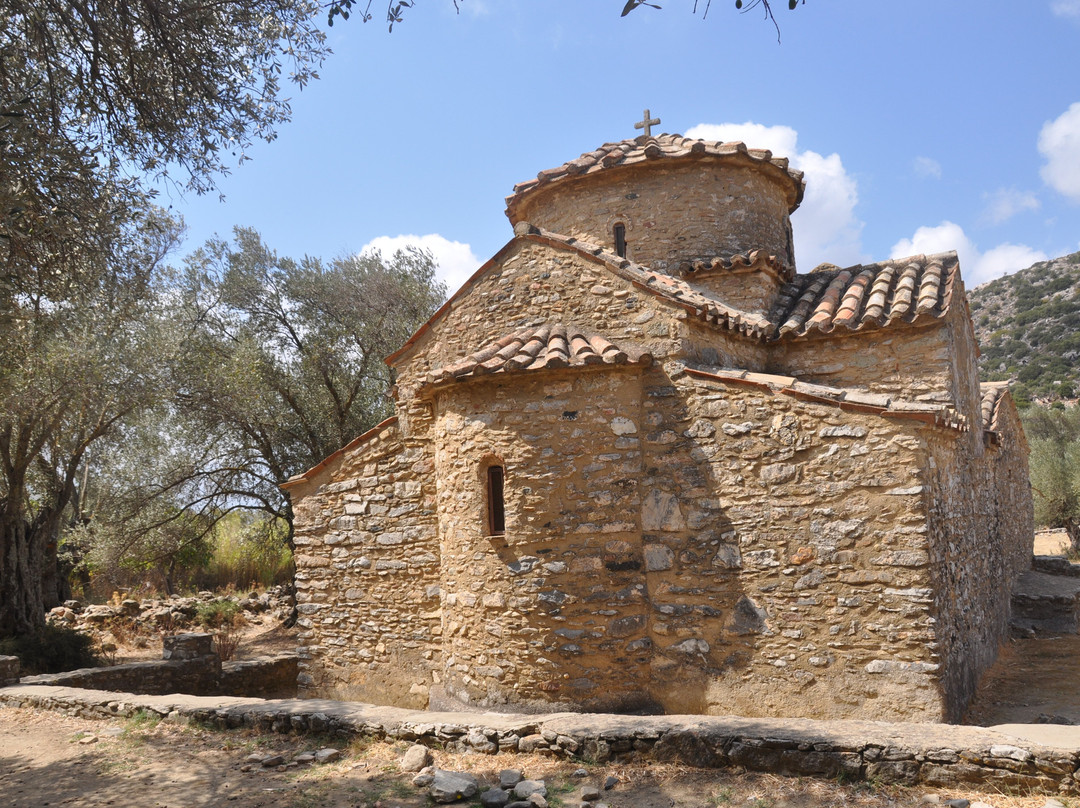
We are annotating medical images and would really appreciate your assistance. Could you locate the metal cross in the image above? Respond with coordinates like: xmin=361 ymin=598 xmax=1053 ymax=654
xmin=634 ymin=109 xmax=661 ymax=138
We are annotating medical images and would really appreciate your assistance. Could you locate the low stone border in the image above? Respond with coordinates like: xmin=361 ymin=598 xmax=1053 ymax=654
xmin=2 ymin=684 xmax=1080 ymax=794
xmin=220 ymin=655 xmax=298 ymax=699
xmin=1033 ymin=556 xmax=1080 ymax=578
xmin=17 ymin=636 xmax=297 ymax=700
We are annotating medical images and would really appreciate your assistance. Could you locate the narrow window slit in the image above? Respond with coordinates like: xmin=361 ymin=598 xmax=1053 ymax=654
xmin=614 ymin=223 xmax=627 ymax=258
xmin=487 ymin=465 xmax=505 ymax=535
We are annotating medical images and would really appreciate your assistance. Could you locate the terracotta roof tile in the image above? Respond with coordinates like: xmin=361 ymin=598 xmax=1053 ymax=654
xmin=505 ymin=134 xmax=806 ymax=220
xmin=677 ymin=250 xmax=794 ymax=285
xmin=387 ymin=232 xmax=965 ymax=372
xmin=980 ymin=382 xmax=1011 ymax=435
xmin=426 ymin=323 xmax=653 ymax=387
xmin=768 ymin=253 xmax=960 ymax=340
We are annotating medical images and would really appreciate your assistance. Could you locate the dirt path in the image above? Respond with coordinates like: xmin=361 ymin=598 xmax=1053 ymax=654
xmin=0 ymin=706 xmax=1067 ymax=808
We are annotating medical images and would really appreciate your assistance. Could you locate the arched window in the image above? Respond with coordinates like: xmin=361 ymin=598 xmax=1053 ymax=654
xmin=486 ymin=464 xmax=505 ymax=535
xmin=613 ymin=223 xmax=627 ymax=258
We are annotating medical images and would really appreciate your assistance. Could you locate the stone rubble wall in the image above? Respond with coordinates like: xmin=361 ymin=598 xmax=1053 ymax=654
xmin=0 ymin=655 xmax=19 ymax=685
xmin=924 ymin=391 xmax=1034 ymax=722
xmin=290 ymin=422 xmax=441 ymax=708
xmin=392 ymin=240 xmax=687 ymax=405
xmin=509 ymin=161 xmax=796 ymax=281
xmin=219 ymin=655 xmax=299 ymax=699
xmin=681 ymin=318 xmax=768 ymax=377
xmin=3 ymin=684 xmax=1079 ymax=795
xmin=429 ymin=369 xmax=651 ymax=712
xmin=648 ymin=366 xmax=943 ymax=720
xmin=766 ymin=325 xmax=962 ymax=406
xmin=20 ymin=655 xmax=223 ymax=696
xmin=15 ymin=653 xmax=298 ymax=699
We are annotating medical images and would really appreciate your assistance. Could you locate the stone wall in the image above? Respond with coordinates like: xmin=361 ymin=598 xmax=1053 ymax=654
xmin=0 ymin=655 xmax=19 ymax=685
xmin=649 ymin=366 xmax=944 ymax=720
xmin=220 ymin=655 xmax=299 ymax=699
xmin=430 ymin=367 xmax=651 ymax=712
xmin=6 ymin=684 xmax=1077 ymax=794
xmin=22 ymin=656 xmax=222 ymax=696
xmin=766 ymin=324 xmax=961 ymax=404
xmin=290 ymin=421 xmax=441 ymax=707
xmin=392 ymin=239 xmax=682 ymax=403
xmin=17 ymin=652 xmax=298 ymax=700
xmin=508 ymin=160 xmax=796 ymax=278
xmin=382 ymin=355 xmax=975 ymax=720
xmin=924 ymin=391 xmax=1033 ymax=722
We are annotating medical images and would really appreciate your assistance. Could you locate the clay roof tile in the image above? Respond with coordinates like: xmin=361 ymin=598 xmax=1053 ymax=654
xmin=425 ymin=322 xmax=652 ymax=389
xmin=768 ymin=252 xmax=961 ymax=341
xmin=506 ymin=133 xmax=806 ymax=219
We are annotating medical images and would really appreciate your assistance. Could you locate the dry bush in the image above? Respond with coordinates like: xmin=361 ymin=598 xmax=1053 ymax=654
xmin=214 ymin=622 xmax=242 ymax=661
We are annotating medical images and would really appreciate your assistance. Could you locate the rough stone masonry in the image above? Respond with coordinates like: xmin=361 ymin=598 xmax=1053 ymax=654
xmin=282 ymin=130 xmax=1033 ymax=723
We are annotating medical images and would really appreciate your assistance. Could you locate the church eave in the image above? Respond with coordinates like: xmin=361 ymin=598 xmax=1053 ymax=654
xmin=682 ymin=366 xmax=968 ymax=433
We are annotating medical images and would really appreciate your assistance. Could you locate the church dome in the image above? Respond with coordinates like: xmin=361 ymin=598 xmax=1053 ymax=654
xmin=505 ymin=132 xmax=806 ymax=277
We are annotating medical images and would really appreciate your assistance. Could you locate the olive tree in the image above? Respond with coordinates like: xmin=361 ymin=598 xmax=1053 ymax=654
xmin=171 ymin=228 xmax=447 ymax=549
xmin=1024 ymin=405 xmax=1080 ymax=552
xmin=0 ymin=207 xmax=183 ymax=637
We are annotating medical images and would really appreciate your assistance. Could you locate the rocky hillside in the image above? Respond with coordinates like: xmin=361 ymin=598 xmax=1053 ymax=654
xmin=968 ymin=250 xmax=1080 ymax=405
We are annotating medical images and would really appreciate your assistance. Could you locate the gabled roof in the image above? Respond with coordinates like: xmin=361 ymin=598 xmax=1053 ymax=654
xmin=386 ymin=231 xmax=965 ymax=370
xmin=505 ymin=134 xmax=806 ymax=221
xmin=423 ymin=323 xmax=653 ymax=389
xmin=767 ymin=253 xmax=961 ymax=340
xmin=385 ymin=226 xmax=775 ymax=368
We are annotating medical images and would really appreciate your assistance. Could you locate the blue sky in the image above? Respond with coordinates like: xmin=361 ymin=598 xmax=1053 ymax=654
xmin=167 ymin=0 xmax=1080 ymax=295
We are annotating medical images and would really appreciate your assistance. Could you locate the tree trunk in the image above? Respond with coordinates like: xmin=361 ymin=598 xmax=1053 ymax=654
xmin=1066 ymin=518 xmax=1080 ymax=556
xmin=281 ymin=495 xmax=298 ymax=628
xmin=0 ymin=515 xmax=48 ymax=638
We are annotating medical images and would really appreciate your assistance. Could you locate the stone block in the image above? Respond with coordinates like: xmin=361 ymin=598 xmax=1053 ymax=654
xmin=162 ymin=633 xmax=214 ymax=660
xmin=0 ymin=655 xmax=19 ymax=685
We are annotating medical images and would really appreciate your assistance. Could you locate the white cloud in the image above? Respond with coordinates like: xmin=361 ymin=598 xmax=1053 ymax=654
xmin=912 ymin=156 xmax=942 ymax=180
xmin=980 ymin=188 xmax=1041 ymax=225
xmin=685 ymin=122 xmax=864 ymax=269
xmin=977 ymin=244 xmax=1050 ymax=282
xmin=359 ymin=233 xmax=482 ymax=296
xmin=1039 ymin=102 xmax=1080 ymax=201
xmin=890 ymin=221 xmax=1048 ymax=286
xmin=1051 ymin=0 xmax=1080 ymax=18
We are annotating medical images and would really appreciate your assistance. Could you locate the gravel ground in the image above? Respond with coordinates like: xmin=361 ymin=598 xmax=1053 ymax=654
xmin=0 ymin=705 xmax=1070 ymax=808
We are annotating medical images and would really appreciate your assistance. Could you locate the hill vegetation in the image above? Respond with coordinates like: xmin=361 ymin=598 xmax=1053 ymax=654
xmin=968 ymin=251 xmax=1080 ymax=406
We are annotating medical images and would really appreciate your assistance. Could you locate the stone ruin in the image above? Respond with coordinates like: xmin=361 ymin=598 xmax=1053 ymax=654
xmin=283 ymin=128 xmax=1033 ymax=723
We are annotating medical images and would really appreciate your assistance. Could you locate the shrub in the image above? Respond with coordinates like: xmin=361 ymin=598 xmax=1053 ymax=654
xmin=196 ymin=599 xmax=241 ymax=629
xmin=0 ymin=624 xmax=100 ymax=674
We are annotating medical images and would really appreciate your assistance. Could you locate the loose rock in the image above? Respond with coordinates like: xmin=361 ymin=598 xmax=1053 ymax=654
xmin=499 ymin=768 xmax=524 ymax=789
xmin=401 ymin=743 xmax=433 ymax=772
xmin=480 ymin=787 xmax=511 ymax=807
xmin=430 ymin=770 xmax=480 ymax=804
xmin=314 ymin=748 xmax=341 ymax=764
xmin=513 ymin=780 xmax=547 ymax=800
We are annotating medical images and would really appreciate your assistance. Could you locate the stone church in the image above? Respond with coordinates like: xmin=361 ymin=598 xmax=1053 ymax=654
xmin=283 ymin=119 xmax=1033 ymax=723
